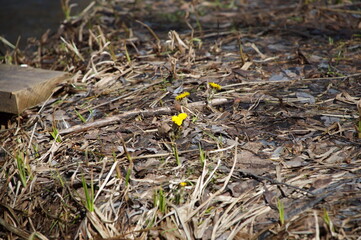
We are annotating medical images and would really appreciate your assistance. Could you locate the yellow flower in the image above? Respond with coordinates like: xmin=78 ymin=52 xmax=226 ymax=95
xmin=172 ymin=113 xmax=188 ymax=126
xmin=175 ymin=92 xmax=190 ymax=101
xmin=178 ymin=113 xmax=188 ymax=120
xmin=179 ymin=182 xmax=187 ymax=187
xmin=209 ymin=82 xmax=222 ymax=90
xmin=172 ymin=116 xmax=183 ymax=126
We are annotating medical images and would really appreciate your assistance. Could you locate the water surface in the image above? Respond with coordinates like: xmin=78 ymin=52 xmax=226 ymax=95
xmin=0 ymin=0 xmax=91 ymax=48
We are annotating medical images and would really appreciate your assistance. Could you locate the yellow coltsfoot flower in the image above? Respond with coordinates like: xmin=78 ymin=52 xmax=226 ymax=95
xmin=175 ymin=92 xmax=190 ymax=101
xmin=178 ymin=113 xmax=187 ymax=120
xmin=209 ymin=82 xmax=222 ymax=90
xmin=179 ymin=182 xmax=188 ymax=187
xmin=172 ymin=112 xmax=188 ymax=126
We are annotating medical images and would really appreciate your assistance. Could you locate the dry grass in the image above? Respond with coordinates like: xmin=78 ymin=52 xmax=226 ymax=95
xmin=1 ymin=0 xmax=361 ymax=239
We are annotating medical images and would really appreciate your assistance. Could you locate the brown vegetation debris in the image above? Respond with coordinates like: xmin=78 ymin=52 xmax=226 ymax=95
xmin=1 ymin=0 xmax=361 ymax=239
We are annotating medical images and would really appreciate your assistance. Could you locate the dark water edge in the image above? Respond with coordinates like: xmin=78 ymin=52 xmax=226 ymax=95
xmin=0 ymin=0 xmax=92 ymax=48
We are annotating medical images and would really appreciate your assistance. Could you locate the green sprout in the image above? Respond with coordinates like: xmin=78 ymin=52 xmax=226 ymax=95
xmin=50 ymin=126 xmax=62 ymax=143
xmin=125 ymin=167 xmax=132 ymax=187
xmin=81 ymin=174 xmax=94 ymax=212
xmin=172 ymin=144 xmax=181 ymax=166
xmin=16 ymin=153 xmax=28 ymax=187
xmin=74 ymin=109 xmax=86 ymax=123
xmin=124 ymin=41 xmax=131 ymax=63
xmin=277 ymin=198 xmax=285 ymax=226
xmin=199 ymin=143 xmax=206 ymax=167
xmin=122 ymin=141 xmax=133 ymax=187
xmin=357 ymin=119 xmax=361 ymax=139
xmin=323 ymin=209 xmax=335 ymax=234
xmin=60 ymin=0 xmax=75 ymax=21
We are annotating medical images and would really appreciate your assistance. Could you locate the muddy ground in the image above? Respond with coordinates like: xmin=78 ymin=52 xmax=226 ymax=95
xmin=1 ymin=0 xmax=361 ymax=239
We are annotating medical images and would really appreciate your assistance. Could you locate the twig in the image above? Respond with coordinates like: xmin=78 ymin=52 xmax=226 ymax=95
xmin=59 ymin=98 xmax=231 ymax=135
xmin=235 ymin=170 xmax=315 ymax=196
xmin=0 ymin=217 xmax=30 ymax=239
xmin=222 ymin=73 xmax=361 ymax=89
xmin=318 ymin=6 xmax=361 ymax=15
xmin=79 ymin=80 xmax=164 ymax=114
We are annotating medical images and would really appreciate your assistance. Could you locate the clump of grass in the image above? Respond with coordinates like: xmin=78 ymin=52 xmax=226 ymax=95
xmin=154 ymin=188 xmax=167 ymax=214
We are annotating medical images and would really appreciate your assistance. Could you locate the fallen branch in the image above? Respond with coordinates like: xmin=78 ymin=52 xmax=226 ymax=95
xmin=59 ymin=98 xmax=231 ymax=135
xmin=222 ymin=73 xmax=361 ymax=89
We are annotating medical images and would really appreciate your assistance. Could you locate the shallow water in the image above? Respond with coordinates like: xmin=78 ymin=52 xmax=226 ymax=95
xmin=0 ymin=0 xmax=91 ymax=48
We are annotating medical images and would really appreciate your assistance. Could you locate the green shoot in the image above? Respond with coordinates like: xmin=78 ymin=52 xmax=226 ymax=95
xmin=277 ymin=198 xmax=285 ymax=226
xmin=50 ymin=126 xmax=62 ymax=143
xmin=199 ymin=143 xmax=205 ymax=167
xmin=32 ymin=144 xmax=40 ymax=158
xmin=172 ymin=144 xmax=181 ymax=166
xmin=239 ymin=42 xmax=246 ymax=64
xmin=81 ymin=174 xmax=94 ymax=212
xmin=192 ymin=38 xmax=203 ymax=49
xmin=357 ymin=102 xmax=361 ymax=139
xmin=52 ymin=171 xmax=66 ymax=193
xmin=205 ymin=206 xmax=214 ymax=215
xmin=60 ymin=0 xmax=74 ymax=21
xmin=112 ymin=151 xmax=122 ymax=179
xmin=75 ymin=109 xmax=86 ymax=123
xmin=125 ymin=167 xmax=132 ymax=187
xmin=160 ymin=228 xmax=178 ymax=235
xmin=192 ymin=116 xmax=198 ymax=123
xmin=323 ymin=209 xmax=335 ymax=234
xmin=328 ymin=37 xmax=334 ymax=46
xmin=16 ymin=153 xmax=28 ymax=187
xmin=121 ymin=139 xmax=133 ymax=187
xmin=116 ymin=133 xmax=134 ymax=187
xmin=154 ymin=188 xmax=167 ymax=213
xmin=174 ymin=182 xmax=188 ymax=205
xmin=124 ymin=41 xmax=131 ymax=63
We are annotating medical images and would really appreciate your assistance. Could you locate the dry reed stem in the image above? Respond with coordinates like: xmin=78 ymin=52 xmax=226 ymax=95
xmin=58 ymin=98 xmax=231 ymax=135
